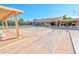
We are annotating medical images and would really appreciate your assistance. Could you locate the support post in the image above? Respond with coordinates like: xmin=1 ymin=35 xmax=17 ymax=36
xmin=57 ymin=21 xmax=59 ymax=27
xmin=5 ymin=19 xmax=8 ymax=31
xmin=59 ymin=21 xmax=61 ymax=27
xmin=78 ymin=21 xmax=79 ymax=27
xmin=14 ymin=14 xmax=19 ymax=38
xmin=76 ymin=21 xmax=78 ymax=27
xmin=1 ymin=20 xmax=5 ymax=29
xmin=56 ymin=21 xmax=58 ymax=27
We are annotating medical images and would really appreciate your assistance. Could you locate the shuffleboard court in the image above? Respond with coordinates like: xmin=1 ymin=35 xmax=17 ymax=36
xmin=69 ymin=30 xmax=79 ymax=54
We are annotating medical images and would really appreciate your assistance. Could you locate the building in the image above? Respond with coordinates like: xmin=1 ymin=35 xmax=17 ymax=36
xmin=32 ymin=17 xmax=62 ymax=27
xmin=32 ymin=17 xmax=79 ymax=27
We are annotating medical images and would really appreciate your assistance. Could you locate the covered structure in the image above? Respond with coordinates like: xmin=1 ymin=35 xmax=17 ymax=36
xmin=0 ymin=6 xmax=24 ymax=38
xmin=32 ymin=17 xmax=79 ymax=27
xmin=32 ymin=17 xmax=62 ymax=26
xmin=58 ymin=18 xmax=79 ymax=27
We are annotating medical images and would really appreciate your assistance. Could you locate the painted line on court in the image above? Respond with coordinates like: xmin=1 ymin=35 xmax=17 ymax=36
xmin=0 ymin=36 xmax=25 ymax=50
xmin=68 ymin=31 xmax=76 ymax=54
xmin=54 ymin=30 xmax=64 ymax=51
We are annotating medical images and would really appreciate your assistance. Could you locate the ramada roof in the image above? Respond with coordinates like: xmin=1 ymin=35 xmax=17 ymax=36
xmin=33 ymin=17 xmax=62 ymax=22
xmin=33 ymin=17 xmax=79 ymax=22
xmin=0 ymin=6 xmax=24 ymax=19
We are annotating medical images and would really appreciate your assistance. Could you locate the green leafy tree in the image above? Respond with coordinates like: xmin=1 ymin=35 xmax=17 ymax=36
xmin=63 ymin=15 xmax=67 ymax=19
xmin=19 ymin=18 xmax=24 ymax=22
xmin=68 ymin=17 xmax=72 ymax=19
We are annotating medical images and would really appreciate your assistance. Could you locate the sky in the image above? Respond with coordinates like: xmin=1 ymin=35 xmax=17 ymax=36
xmin=0 ymin=4 xmax=79 ymax=21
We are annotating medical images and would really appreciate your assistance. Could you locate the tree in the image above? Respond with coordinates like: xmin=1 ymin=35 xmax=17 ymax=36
xmin=19 ymin=18 xmax=24 ymax=22
xmin=18 ymin=19 xmax=32 ymax=25
xmin=68 ymin=17 xmax=72 ymax=19
xmin=25 ymin=20 xmax=32 ymax=25
xmin=63 ymin=15 xmax=67 ymax=19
